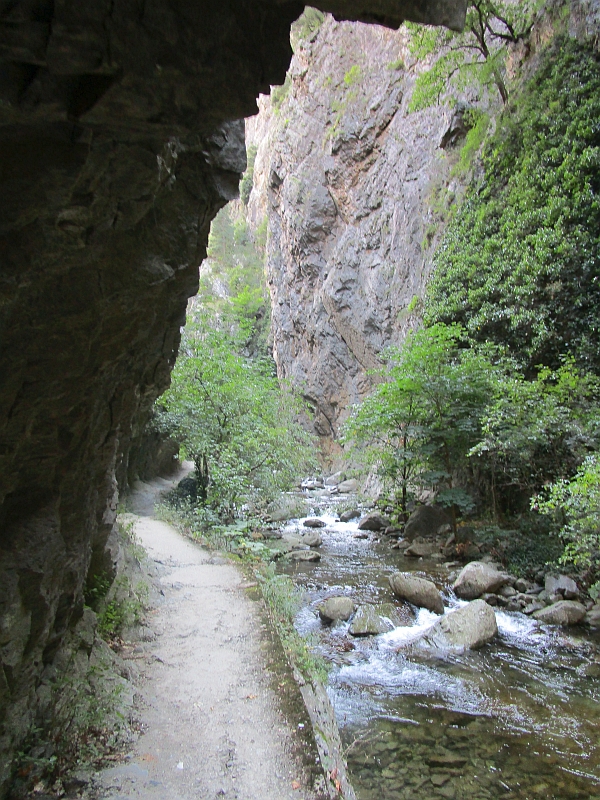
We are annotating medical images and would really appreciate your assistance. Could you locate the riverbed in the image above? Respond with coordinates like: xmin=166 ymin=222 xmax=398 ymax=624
xmin=277 ymin=496 xmax=600 ymax=800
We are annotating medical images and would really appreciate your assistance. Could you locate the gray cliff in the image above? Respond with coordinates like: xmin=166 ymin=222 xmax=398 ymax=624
xmin=246 ymin=16 xmax=471 ymax=457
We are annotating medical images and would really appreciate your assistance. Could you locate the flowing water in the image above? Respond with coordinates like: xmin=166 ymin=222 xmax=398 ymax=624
xmin=277 ymin=495 xmax=600 ymax=800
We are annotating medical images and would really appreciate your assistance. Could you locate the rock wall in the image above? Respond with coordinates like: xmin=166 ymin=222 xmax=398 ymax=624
xmin=0 ymin=0 xmax=467 ymax=792
xmin=246 ymin=16 xmax=473 ymax=455
xmin=246 ymin=2 xmax=598 ymax=460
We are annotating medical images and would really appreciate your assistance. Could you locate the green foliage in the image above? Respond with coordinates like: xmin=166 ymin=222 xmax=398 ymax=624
xmin=343 ymin=64 xmax=361 ymax=86
xmin=257 ymin=565 xmax=329 ymax=683
xmin=291 ymin=7 xmax=325 ymax=50
xmin=407 ymin=0 xmax=541 ymax=110
xmin=387 ymin=58 xmax=405 ymax=71
xmin=97 ymin=576 xmax=147 ymax=640
xmin=534 ymin=455 xmax=600 ymax=567
xmin=342 ymin=324 xmax=494 ymax=521
xmin=471 ymin=359 xmax=599 ymax=515
xmin=239 ymin=144 xmax=257 ymax=206
xmin=500 ymin=517 xmax=563 ymax=578
xmin=453 ymin=109 xmax=489 ymax=175
xmin=271 ymin=73 xmax=292 ymax=110
xmin=156 ymin=313 xmax=316 ymax=520
xmin=427 ymin=38 xmax=600 ymax=375
xmin=203 ymin=205 xmax=269 ymax=348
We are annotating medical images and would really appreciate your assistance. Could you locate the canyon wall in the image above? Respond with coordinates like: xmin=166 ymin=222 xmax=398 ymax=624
xmin=246 ymin=2 xmax=599 ymax=460
xmin=0 ymin=0 xmax=467 ymax=792
xmin=246 ymin=16 xmax=476 ymax=457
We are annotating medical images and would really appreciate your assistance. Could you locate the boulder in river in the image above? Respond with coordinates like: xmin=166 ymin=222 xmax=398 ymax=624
xmin=584 ymin=605 xmax=600 ymax=628
xmin=349 ymin=604 xmax=401 ymax=636
xmin=325 ymin=471 xmax=346 ymax=487
xmin=389 ymin=572 xmax=444 ymax=614
xmin=267 ymin=495 xmax=309 ymax=522
xmin=453 ymin=561 xmax=511 ymax=600
xmin=288 ymin=550 xmax=321 ymax=562
xmin=358 ymin=512 xmax=390 ymax=532
xmin=533 ymin=600 xmax=587 ymax=626
xmin=404 ymin=505 xmax=452 ymax=540
xmin=301 ymin=531 xmax=323 ymax=547
xmin=421 ymin=599 xmax=498 ymax=651
xmin=318 ymin=596 xmax=355 ymax=623
xmin=339 ymin=508 xmax=361 ymax=522
xmin=404 ymin=539 xmax=436 ymax=558
xmin=544 ymin=574 xmax=580 ymax=600
xmin=337 ymin=479 xmax=360 ymax=493
xmin=303 ymin=518 xmax=326 ymax=528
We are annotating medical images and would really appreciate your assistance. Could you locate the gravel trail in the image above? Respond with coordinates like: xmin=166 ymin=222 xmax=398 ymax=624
xmin=94 ymin=468 xmax=319 ymax=800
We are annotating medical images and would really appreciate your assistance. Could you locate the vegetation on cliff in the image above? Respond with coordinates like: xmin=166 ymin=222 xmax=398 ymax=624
xmin=346 ymin=34 xmax=600 ymax=574
xmin=427 ymin=38 xmax=600 ymax=375
xmin=156 ymin=205 xmax=315 ymax=522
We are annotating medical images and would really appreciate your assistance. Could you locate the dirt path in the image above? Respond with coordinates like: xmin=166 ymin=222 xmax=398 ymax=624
xmin=93 ymin=468 xmax=320 ymax=800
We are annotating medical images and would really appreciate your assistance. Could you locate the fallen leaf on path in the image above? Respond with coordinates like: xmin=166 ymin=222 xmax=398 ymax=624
xmin=245 ymin=694 xmax=257 ymax=700
xmin=291 ymin=780 xmax=301 ymax=790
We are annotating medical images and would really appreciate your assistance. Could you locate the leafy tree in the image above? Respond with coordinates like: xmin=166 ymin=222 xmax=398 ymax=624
xmin=534 ymin=455 xmax=600 ymax=568
xmin=407 ymin=0 xmax=540 ymax=110
xmin=470 ymin=360 xmax=599 ymax=518
xmin=426 ymin=38 xmax=600 ymax=374
xmin=201 ymin=205 xmax=269 ymax=351
xmin=343 ymin=324 xmax=494 ymax=525
xmin=157 ymin=314 xmax=315 ymax=519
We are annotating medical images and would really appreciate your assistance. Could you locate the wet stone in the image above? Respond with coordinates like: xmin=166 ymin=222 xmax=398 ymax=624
xmin=303 ymin=518 xmax=326 ymax=528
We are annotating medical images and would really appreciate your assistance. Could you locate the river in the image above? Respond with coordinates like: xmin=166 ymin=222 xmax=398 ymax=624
xmin=276 ymin=497 xmax=600 ymax=800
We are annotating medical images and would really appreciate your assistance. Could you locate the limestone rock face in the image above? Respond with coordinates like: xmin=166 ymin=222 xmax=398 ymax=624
xmin=246 ymin=16 xmax=469 ymax=451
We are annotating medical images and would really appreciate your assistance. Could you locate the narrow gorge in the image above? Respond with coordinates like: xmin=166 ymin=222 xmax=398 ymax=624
xmin=1 ymin=0 xmax=600 ymax=797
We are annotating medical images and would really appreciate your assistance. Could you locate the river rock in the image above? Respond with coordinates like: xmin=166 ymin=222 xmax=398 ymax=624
xmin=584 ymin=605 xmax=600 ymax=627
xmin=515 ymin=577 xmax=533 ymax=593
xmin=301 ymin=531 xmax=323 ymax=547
xmin=545 ymin=574 xmax=580 ymax=600
xmin=428 ymin=752 xmax=468 ymax=768
xmin=337 ymin=479 xmax=360 ymax=493
xmin=288 ymin=550 xmax=321 ymax=562
xmin=404 ymin=539 xmax=436 ymax=558
xmin=404 ymin=505 xmax=452 ymax=540
xmin=453 ymin=561 xmax=511 ymax=599
xmin=267 ymin=496 xmax=309 ymax=522
xmin=339 ymin=509 xmax=361 ymax=522
xmin=422 ymin=600 xmax=498 ymax=650
xmin=389 ymin=572 xmax=444 ymax=614
xmin=325 ymin=471 xmax=346 ymax=486
xmin=532 ymin=600 xmax=587 ymax=626
xmin=358 ymin=512 xmax=390 ymax=532
xmin=498 ymin=584 xmax=517 ymax=598
xmin=303 ymin=518 xmax=326 ymax=528
xmin=318 ymin=596 xmax=354 ymax=623
xmin=349 ymin=604 xmax=395 ymax=636
xmin=302 ymin=478 xmax=323 ymax=489
xmin=524 ymin=601 xmax=546 ymax=615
